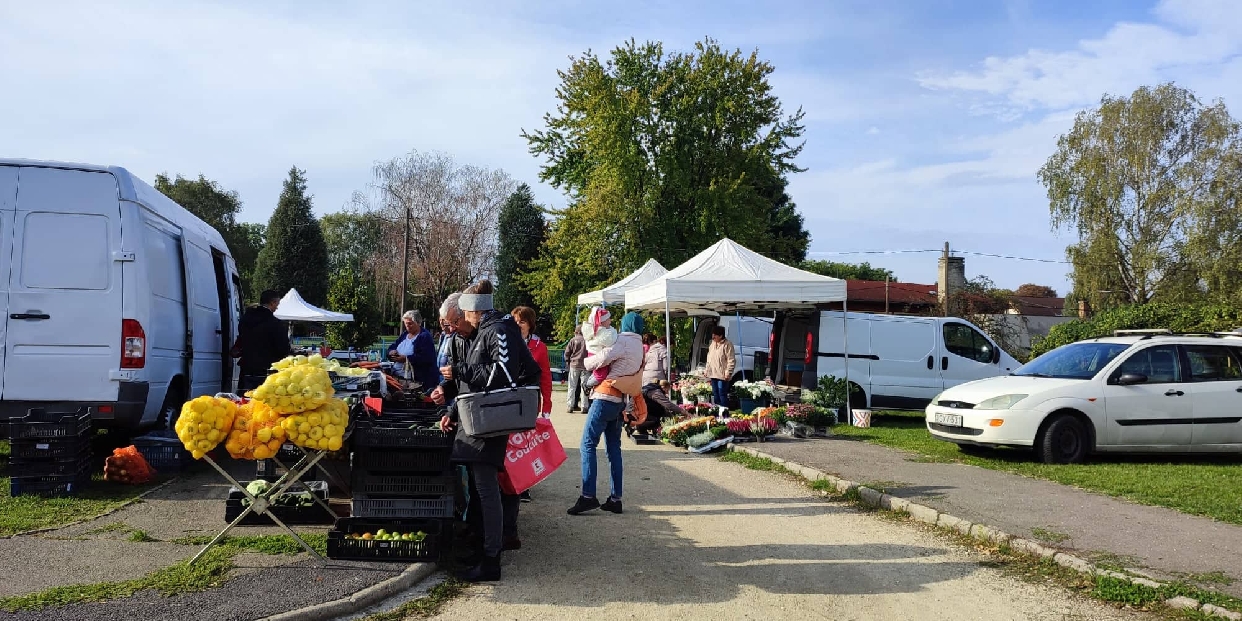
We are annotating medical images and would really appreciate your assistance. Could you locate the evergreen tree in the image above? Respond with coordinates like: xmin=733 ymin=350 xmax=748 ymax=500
xmin=494 ymin=184 xmax=546 ymax=312
xmin=253 ymin=167 xmax=329 ymax=306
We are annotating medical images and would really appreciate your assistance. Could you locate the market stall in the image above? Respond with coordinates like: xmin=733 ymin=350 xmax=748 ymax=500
xmin=577 ymin=258 xmax=667 ymax=307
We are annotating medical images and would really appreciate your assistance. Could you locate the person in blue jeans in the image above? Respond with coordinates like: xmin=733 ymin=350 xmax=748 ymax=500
xmin=568 ymin=312 xmax=647 ymax=516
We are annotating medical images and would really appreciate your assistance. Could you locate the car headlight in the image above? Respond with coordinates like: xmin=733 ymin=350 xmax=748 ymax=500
xmin=930 ymin=391 xmax=945 ymax=405
xmin=975 ymin=394 xmax=1028 ymax=410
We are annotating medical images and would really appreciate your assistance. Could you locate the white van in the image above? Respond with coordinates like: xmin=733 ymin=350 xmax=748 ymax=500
xmin=0 ymin=160 xmax=241 ymax=433
xmin=767 ymin=312 xmax=1021 ymax=410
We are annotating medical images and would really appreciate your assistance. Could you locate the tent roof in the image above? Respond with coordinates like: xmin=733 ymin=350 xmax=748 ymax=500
xmin=624 ymin=238 xmax=847 ymax=312
xmin=274 ymin=288 xmax=355 ymax=322
xmin=577 ymin=258 xmax=667 ymax=305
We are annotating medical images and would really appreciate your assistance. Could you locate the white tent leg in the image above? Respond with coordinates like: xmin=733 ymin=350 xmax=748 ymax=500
xmin=843 ymin=300 xmax=850 ymax=426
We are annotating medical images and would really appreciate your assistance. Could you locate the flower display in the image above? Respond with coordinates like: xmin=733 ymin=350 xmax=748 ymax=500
xmin=660 ymin=416 xmax=716 ymax=447
xmin=731 ymin=378 xmax=776 ymax=400
xmin=673 ymin=369 xmax=713 ymax=400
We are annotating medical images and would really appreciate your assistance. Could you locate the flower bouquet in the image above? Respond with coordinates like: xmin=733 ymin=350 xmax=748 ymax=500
xmin=673 ymin=369 xmax=713 ymax=404
xmin=660 ymin=416 xmax=716 ymax=447
xmin=732 ymin=378 xmax=775 ymax=413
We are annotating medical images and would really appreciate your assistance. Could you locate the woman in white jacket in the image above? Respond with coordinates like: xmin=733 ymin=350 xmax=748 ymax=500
xmin=567 ymin=312 xmax=646 ymax=516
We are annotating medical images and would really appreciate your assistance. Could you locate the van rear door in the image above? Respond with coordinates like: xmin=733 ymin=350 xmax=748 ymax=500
xmin=3 ymin=168 xmax=124 ymax=402
xmin=0 ymin=167 xmax=17 ymax=399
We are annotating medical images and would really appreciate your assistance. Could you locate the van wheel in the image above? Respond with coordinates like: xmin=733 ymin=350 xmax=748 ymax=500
xmin=157 ymin=386 xmax=186 ymax=431
xmin=1035 ymin=415 xmax=1089 ymax=464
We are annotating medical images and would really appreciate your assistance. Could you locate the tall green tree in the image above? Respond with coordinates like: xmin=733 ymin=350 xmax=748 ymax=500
xmin=154 ymin=173 xmax=265 ymax=300
xmin=1014 ymin=284 xmax=1058 ymax=298
xmin=494 ymin=184 xmax=546 ymax=312
xmin=800 ymin=260 xmax=897 ymax=282
xmin=320 ymin=210 xmax=386 ymax=348
xmin=758 ymin=169 xmax=811 ymax=264
xmin=522 ymin=38 xmax=807 ymax=336
xmin=253 ymin=167 xmax=329 ymax=306
xmin=1038 ymin=83 xmax=1242 ymax=311
xmin=325 ymin=271 xmax=383 ymax=350
xmin=320 ymin=210 xmax=386 ymax=275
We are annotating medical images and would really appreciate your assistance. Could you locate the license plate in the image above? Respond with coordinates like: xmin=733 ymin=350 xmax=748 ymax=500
xmin=935 ymin=413 xmax=963 ymax=427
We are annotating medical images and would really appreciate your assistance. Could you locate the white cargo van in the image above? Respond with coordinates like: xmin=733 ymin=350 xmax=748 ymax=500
xmin=0 ymin=160 xmax=241 ymax=433
xmin=767 ymin=312 xmax=1020 ymax=410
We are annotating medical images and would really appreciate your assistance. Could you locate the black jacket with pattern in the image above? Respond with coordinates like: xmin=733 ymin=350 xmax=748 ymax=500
xmin=439 ymin=310 xmax=540 ymax=466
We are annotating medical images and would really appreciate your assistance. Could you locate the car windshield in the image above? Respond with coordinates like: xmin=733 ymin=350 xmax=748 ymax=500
xmin=1013 ymin=342 xmax=1131 ymax=380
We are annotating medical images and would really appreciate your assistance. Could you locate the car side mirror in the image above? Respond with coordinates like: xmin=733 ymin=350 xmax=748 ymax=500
xmin=992 ymin=348 xmax=1001 ymax=364
xmin=1115 ymin=373 xmax=1148 ymax=386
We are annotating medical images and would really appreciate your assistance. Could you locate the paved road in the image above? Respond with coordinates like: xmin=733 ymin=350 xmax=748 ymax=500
xmin=423 ymin=407 xmax=1148 ymax=621
xmin=757 ymin=437 xmax=1242 ymax=597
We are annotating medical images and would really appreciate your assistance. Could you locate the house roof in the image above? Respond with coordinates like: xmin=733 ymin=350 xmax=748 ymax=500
xmin=846 ymin=280 xmax=938 ymax=305
xmin=1009 ymin=296 xmax=1067 ymax=317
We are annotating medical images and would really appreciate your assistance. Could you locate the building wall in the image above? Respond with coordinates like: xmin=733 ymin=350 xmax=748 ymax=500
xmin=983 ymin=314 xmax=1076 ymax=359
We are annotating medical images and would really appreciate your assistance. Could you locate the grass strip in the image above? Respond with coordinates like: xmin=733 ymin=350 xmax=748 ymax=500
xmin=361 ymin=578 xmax=467 ymax=621
xmin=0 ymin=533 xmax=326 ymax=612
xmin=719 ymin=447 xmax=1242 ymax=619
xmin=831 ymin=411 xmax=1242 ymax=525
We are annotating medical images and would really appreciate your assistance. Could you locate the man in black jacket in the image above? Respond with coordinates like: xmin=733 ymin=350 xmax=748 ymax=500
xmin=235 ymin=290 xmax=292 ymax=391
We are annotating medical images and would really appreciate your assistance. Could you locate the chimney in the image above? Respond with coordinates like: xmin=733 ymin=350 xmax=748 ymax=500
xmin=1078 ymin=299 xmax=1090 ymax=320
xmin=937 ymin=242 xmax=966 ymax=314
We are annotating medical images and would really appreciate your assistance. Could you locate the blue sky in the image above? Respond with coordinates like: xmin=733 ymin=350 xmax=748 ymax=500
xmin=2 ymin=0 xmax=1240 ymax=295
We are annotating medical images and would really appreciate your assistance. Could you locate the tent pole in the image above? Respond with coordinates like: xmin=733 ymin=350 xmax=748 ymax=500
xmin=843 ymin=299 xmax=850 ymax=426
xmin=664 ymin=299 xmax=672 ymax=383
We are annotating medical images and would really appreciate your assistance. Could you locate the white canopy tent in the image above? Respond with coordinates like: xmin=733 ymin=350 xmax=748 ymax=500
xmin=624 ymin=238 xmax=849 ymax=388
xmin=577 ymin=258 xmax=668 ymax=306
xmin=274 ymin=288 xmax=355 ymax=322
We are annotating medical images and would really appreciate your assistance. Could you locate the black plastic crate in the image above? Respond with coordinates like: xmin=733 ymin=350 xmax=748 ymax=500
xmin=10 ymin=456 xmax=89 ymax=477
xmin=9 ymin=408 xmax=91 ymax=440
xmin=350 ymin=496 xmax=454 ymax=519
xmin=132 ymin=432 xmax=192 ymax=472
xmin=352 ymin=422 xmax=451 ymax=450
xmin=353 ymin=448 xmax=451 ymax=474
xmin=327 ymin=517 xmax=445 ymax=562
xmin=351 ymin=471 xmax=455 ymax=498
xmin=224 ymin=480 xmax=333 ymax=525
xmin=9 ymin=463 xmax=90 ymax=497
xmin=9 ymin=436 xmax=89 ymax=461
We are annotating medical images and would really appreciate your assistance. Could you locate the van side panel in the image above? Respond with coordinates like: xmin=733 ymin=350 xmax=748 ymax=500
xmin=3 ymin=168 xmax=127 ymax=406
xmin=0 ymin=168 xmax=17 ymax=401
xmin=867 ymin=316 xmax=942 ymax=407
xmin=184 ymin=237 xmax=225 ymax=397
xmin=140 ymin=212 xmax=188 ymax=421
xmin=817 ymin=313 xmax=873 ymax=403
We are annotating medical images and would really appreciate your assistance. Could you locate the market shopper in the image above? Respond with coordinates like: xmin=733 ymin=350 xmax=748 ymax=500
xmin=234 ymin=289 xmax=291 ymax=391
xmin=564 ymin=325 xmax=588 ymax=413
xmin=569 ymin=312 xmax=646 ymax=516
xmin=706 ymin=326 xmax=736 ymax=407
xmin=431 ymin=280 xmax=540 ymax=582
xmin=510 ymin=306 xmax=553 ymax=504
xmin=387 ymin=310 xmax=438 ymax=392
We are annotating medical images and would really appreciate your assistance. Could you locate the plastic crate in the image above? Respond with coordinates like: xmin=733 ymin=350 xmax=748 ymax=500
xmin=9 ymin=456 xmax=90 ymax=477
xmin=9 ymin=408 xmax=91 ymax=440
xmin=224 ymin=480 xmax=334 ymax=525
xmin=327 ymin=517 xmax=445 ymax=562
xmin=352 ymin=422 xmax=451 ymax=451
xmin=350 ymin=496 xmax=454 ymax=519
xmin=9 ymin=436 xmax=89 ymax=461
xmin=9 ymin=462 xmax=90 ymax=497
xmin=132 ymin=432 xmax=192 ymax=472
xmin=352 ymin=448 xmax=451 ymax=474
xmin=351 ymin=471 xmax=455 ymax=498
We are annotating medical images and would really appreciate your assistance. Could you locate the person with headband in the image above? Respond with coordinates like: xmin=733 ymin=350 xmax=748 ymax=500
xmin=431 ymin=280 xmax=539 ymax=582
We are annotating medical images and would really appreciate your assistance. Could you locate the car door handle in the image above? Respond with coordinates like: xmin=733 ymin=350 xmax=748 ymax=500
xmin=926 ymin=355 xmax=933 ymax=370
xmin=10 ymin=313 xmax=50 ymax=320
xmin=1235 ymin=386 xmax=1242 ymax=393
xmin=1165 ymin=389 xmax=1184 ymax=397
xmin=941 ymin=357 xmax=948 ymax=371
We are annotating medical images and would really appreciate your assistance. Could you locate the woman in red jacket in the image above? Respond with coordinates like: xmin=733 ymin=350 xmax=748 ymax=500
xmin=511 ymin=306 xmax=553 ymax=504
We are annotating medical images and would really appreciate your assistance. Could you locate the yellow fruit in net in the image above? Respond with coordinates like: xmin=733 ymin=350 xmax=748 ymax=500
xmin=252 ymin=445 xmax=272 ymax=460
xmin=256 ymin=427 xmax=272 ymax=443
xmin=267 ymin=439 xmax=282 ymax=452
xmin=327 ymin=436 xmax=342 ymax=451
xmin=207 ymin=429 xmax=220 ymax=443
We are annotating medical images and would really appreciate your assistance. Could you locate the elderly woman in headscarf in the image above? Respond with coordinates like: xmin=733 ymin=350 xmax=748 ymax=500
xmin=567 ymin=312 xmax=647 ymax=516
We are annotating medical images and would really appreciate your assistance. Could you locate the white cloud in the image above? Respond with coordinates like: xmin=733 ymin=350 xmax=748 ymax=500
xmin=866 ymin=126 xmax=880 ymax=135
xmin=918 ymin=0 xmax=1242 ymax=113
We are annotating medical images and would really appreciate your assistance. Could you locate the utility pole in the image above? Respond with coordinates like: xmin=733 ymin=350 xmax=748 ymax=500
xmin=400 ymin=206 xmax=410 ymax=315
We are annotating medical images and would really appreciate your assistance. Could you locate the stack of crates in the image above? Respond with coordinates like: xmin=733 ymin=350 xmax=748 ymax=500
xmin=327 ymin=405 xmax=454 ymax=562
xmin=8 ymin=408 xmax=93 ymax=497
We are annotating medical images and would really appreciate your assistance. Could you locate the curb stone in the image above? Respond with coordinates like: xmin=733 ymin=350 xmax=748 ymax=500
xmin=729 ymin=443 xmax=1239 ymax=620
xmin=261 ymin=562 xmax=438 ymax=621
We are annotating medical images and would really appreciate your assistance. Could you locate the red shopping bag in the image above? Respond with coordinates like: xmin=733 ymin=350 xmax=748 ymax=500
xmin=499 ymin=417 xmax=566 ymax=495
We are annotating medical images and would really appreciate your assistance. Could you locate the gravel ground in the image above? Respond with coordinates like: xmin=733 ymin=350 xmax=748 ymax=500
xmin=424 ymin=406 xmax=1152 ymax=621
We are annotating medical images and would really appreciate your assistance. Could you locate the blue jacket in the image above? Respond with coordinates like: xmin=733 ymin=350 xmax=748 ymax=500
xmin=388 ymin=329 xmax=439 ymax=389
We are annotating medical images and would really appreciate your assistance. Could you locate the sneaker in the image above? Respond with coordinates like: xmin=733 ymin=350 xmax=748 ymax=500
xmin=568 ymin=407 xmax=579 ymax=413
xmin=567 ymin=496 xmax=600 ymax=515
xmin=601 ymin=497 xmax=623 ymax=514
xmin=519 ymin=490 xmax=532 ymax=503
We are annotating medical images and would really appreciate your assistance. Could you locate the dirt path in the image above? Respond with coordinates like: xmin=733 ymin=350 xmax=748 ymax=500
xmin=426 ymin=405 xmax=1148 ymax=621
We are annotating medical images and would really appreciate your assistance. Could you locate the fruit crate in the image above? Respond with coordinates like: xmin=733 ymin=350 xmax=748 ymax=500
xmin=327 ymin=517 xmax=445 ymax=562
xmin=350 ymin=471 xmax=455 ymax=498
xmin=9 ymin=462 xmax=91 ymax=497
xmin=9 ymin=454 xmax=90 ymax=477
xmin=352 ymin=448 xmax=451 ymax=474
xmin=132 ymin=431 xmax=192 ymax=472
xmin=9 ymin=408 xmax=91 ymax=440
xmin=9 ymin=436 xmax=89 ymax=461
xmin=224 ymin=480 xmax=334 ymax=526
xmin=352 ymin=420 xmax=451 ymax=450
xmin=350 ymin=496 xmax=454 ymax=519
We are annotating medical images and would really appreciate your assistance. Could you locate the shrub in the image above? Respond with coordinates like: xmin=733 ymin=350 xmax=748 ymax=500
xmin=1031 ymin=303 xmax=1242 ymax=358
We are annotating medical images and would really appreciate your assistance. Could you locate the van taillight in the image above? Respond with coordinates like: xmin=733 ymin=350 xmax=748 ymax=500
xmin=122 ymin=319 xmax=146 ymax=369
xmin=804 ymin=332 xmax=813 ymax=364
xmin=769 ymin=332 xmax=775 ymax=353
